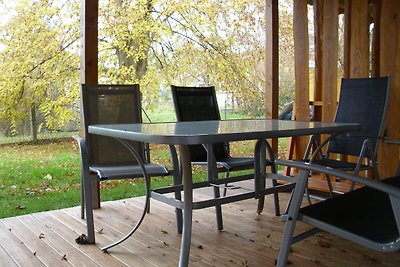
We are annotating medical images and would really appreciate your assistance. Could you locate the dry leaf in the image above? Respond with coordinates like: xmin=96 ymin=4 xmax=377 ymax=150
xmin=38 ymin=233 xmax=45 ymax=239
xmin=317 ymin=240 xmax=331 ymax=248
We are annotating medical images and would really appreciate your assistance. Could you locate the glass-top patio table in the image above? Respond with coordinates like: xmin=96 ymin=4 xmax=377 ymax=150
xmin=88 ymin=119 xmax=360 ymax=267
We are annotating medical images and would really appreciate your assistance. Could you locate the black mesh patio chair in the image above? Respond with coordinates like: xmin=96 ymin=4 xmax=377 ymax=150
xmin=171 ymin=85 xmax=281 ymax=230
xmin=276 ymin=159 xmax=400 ymax=267
xmin=303 ymin=77 xmax=390 ymax=196
xmin=74 ymin=84 xmax=175 ymax=246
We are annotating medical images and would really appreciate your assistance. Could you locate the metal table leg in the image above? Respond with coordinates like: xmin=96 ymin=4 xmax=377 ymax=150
xmin=178 ymin=145 xmax=193 ymax=267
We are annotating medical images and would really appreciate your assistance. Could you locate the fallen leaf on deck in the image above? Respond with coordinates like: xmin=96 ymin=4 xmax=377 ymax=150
xmin=365 ymin=254 xmax=379 ymax=263
xmin=317 ymin=240 xmax=331 ymax=248
xmin=38 ymin=233 xmax=45 ymax=239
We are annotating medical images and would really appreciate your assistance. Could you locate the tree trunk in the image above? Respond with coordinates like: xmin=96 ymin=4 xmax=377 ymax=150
xmin=30 ymin=106 xmax=38 ymax=143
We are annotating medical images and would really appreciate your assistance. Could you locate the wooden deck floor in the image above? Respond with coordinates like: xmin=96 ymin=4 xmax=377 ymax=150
xmin=0 ymin=187 xmax=400 ymax=267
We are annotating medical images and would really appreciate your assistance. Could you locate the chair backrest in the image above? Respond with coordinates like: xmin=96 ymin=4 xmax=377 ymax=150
xmin=81 ymin=84 xmax=146 ymax=166
xmin=171 ymin=85 xmax=228 ymax=161
xmin=327 ymin=77 xmax=390 ymax=157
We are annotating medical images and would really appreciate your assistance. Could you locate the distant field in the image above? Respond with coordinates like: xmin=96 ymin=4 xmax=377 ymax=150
xmin=0 ymin=131 xmax=79 ymax=145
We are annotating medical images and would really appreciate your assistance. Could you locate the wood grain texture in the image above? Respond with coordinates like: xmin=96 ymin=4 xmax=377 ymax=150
xmin=378 ymin=0 xmax=400 ymax=177
xmin=0 ymin=182 xmax=399 ymax=266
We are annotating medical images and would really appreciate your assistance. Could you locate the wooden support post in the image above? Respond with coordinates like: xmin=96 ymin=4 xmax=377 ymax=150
xmin=349 ymin=0 xmax=369 ymax=78
xmin=313 ymin=0 xmax=324 ymax=122
xmin=378 ymin=0 xmax=400 ymax=177
xmin=371 ymin=0 xmax=381 ymax=77
xmin=81 ymin=0 xmax=100 ymax=208
xmin=265 ymin=0 xmax=279 ymax=153
xmin=293 ymin=0 xmax=310 ymax=160
xmin=321 ymin=0 xmax=338 ymax=123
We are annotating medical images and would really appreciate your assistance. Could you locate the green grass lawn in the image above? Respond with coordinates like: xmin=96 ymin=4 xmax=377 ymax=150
xmin=0 ymin=138 xmax=227 ymax=218
xmin=0 ymin=139 xmax=183 ymax=218
xmin=0 ymin=138 xmax=288 ymax=218
xmin=0 ymin=109 xmax=289 ymax=218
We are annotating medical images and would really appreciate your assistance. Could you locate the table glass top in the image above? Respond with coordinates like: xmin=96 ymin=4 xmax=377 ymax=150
xmin=88 ymin=119 xmax=360 ymax=145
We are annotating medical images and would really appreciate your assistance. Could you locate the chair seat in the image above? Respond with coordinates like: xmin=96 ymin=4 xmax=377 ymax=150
xmin=192 ymin=156 xmax=256 ymax=171
xmin=310 ymin=158 xmax=369 ymax=170
xmin=218 ymin=156 xmax=257 ymax=170
xmin=300 ymin=176 xmax=400 ymax=244
xmin=90 ymin=164 xmax=169 ymax=180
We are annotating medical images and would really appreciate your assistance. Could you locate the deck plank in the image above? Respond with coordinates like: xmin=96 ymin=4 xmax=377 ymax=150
xmin=0 ymin=240 xmax=18 ymax=267
xmin=1 ymin=217 xmax=72 ymax=267
xmin=39 ymin=210 xmax=144 ymax=267
xmin=18 ymin=213 xmax=106 ymax=267
xmin=0 ymin=220 xmax=45 ymax=266
xmin=0 ymin=187 xmax=400 ymax=267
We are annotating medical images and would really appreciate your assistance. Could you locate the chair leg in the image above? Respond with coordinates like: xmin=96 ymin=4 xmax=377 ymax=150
xmin=277 ymin=170 xmax=308 ymax=267
xmin=223 ymin=171 xmax=230 ymax=197
xmin=257 ymin=178 xmax=280 ymax=216
xmin=272 ymin=178 xmax=280 ymax=216
xmin=169 ymin=145 xmax=183 ymax=234
xmin=325 ymin=174 xmax=335 ymax=198
xmin=83 ymin=176 xmax=96 ymax=244
xmin=146 ymin=178 xmax=151 ymax=213
xmin=173 ymin=174 xmax=183 ymax=234
xmin=207 ymin=144 xmax=223 ymax=231
xmin=80 ymin=175 xmax=85 ymax=219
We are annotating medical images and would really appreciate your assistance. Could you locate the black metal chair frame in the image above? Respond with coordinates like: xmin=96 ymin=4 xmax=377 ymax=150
xmin=276 ymin=159 xmax=400 ymax=267
xmin=74 ymin=84 xmax=179 ymax=249
xmin=303 ymin=77 xmax=390 ymax=196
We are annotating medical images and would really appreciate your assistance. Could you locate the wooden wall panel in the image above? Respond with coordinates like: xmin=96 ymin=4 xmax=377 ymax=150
xmin=378 ymin=0 xmax=400 ymax=177
xmin=293 ymin=0 xmax=310 ymax=159
xmin=321 ymin=0 xmax=339 ymax=123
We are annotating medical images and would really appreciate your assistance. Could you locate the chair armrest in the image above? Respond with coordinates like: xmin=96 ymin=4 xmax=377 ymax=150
xmin=73 ymin=135 xmax=90 ymax=171
xmin=276 ymin=159 xmax=400 ymax=199
xmin=347 ymin=133 xmax=386 ymax=140
xmin=386 ymin=140 xmax=400 ymax=145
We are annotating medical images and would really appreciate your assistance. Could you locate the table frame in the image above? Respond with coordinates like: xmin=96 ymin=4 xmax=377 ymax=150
xmin=88 ymin=119 xmax=360 ymax=266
